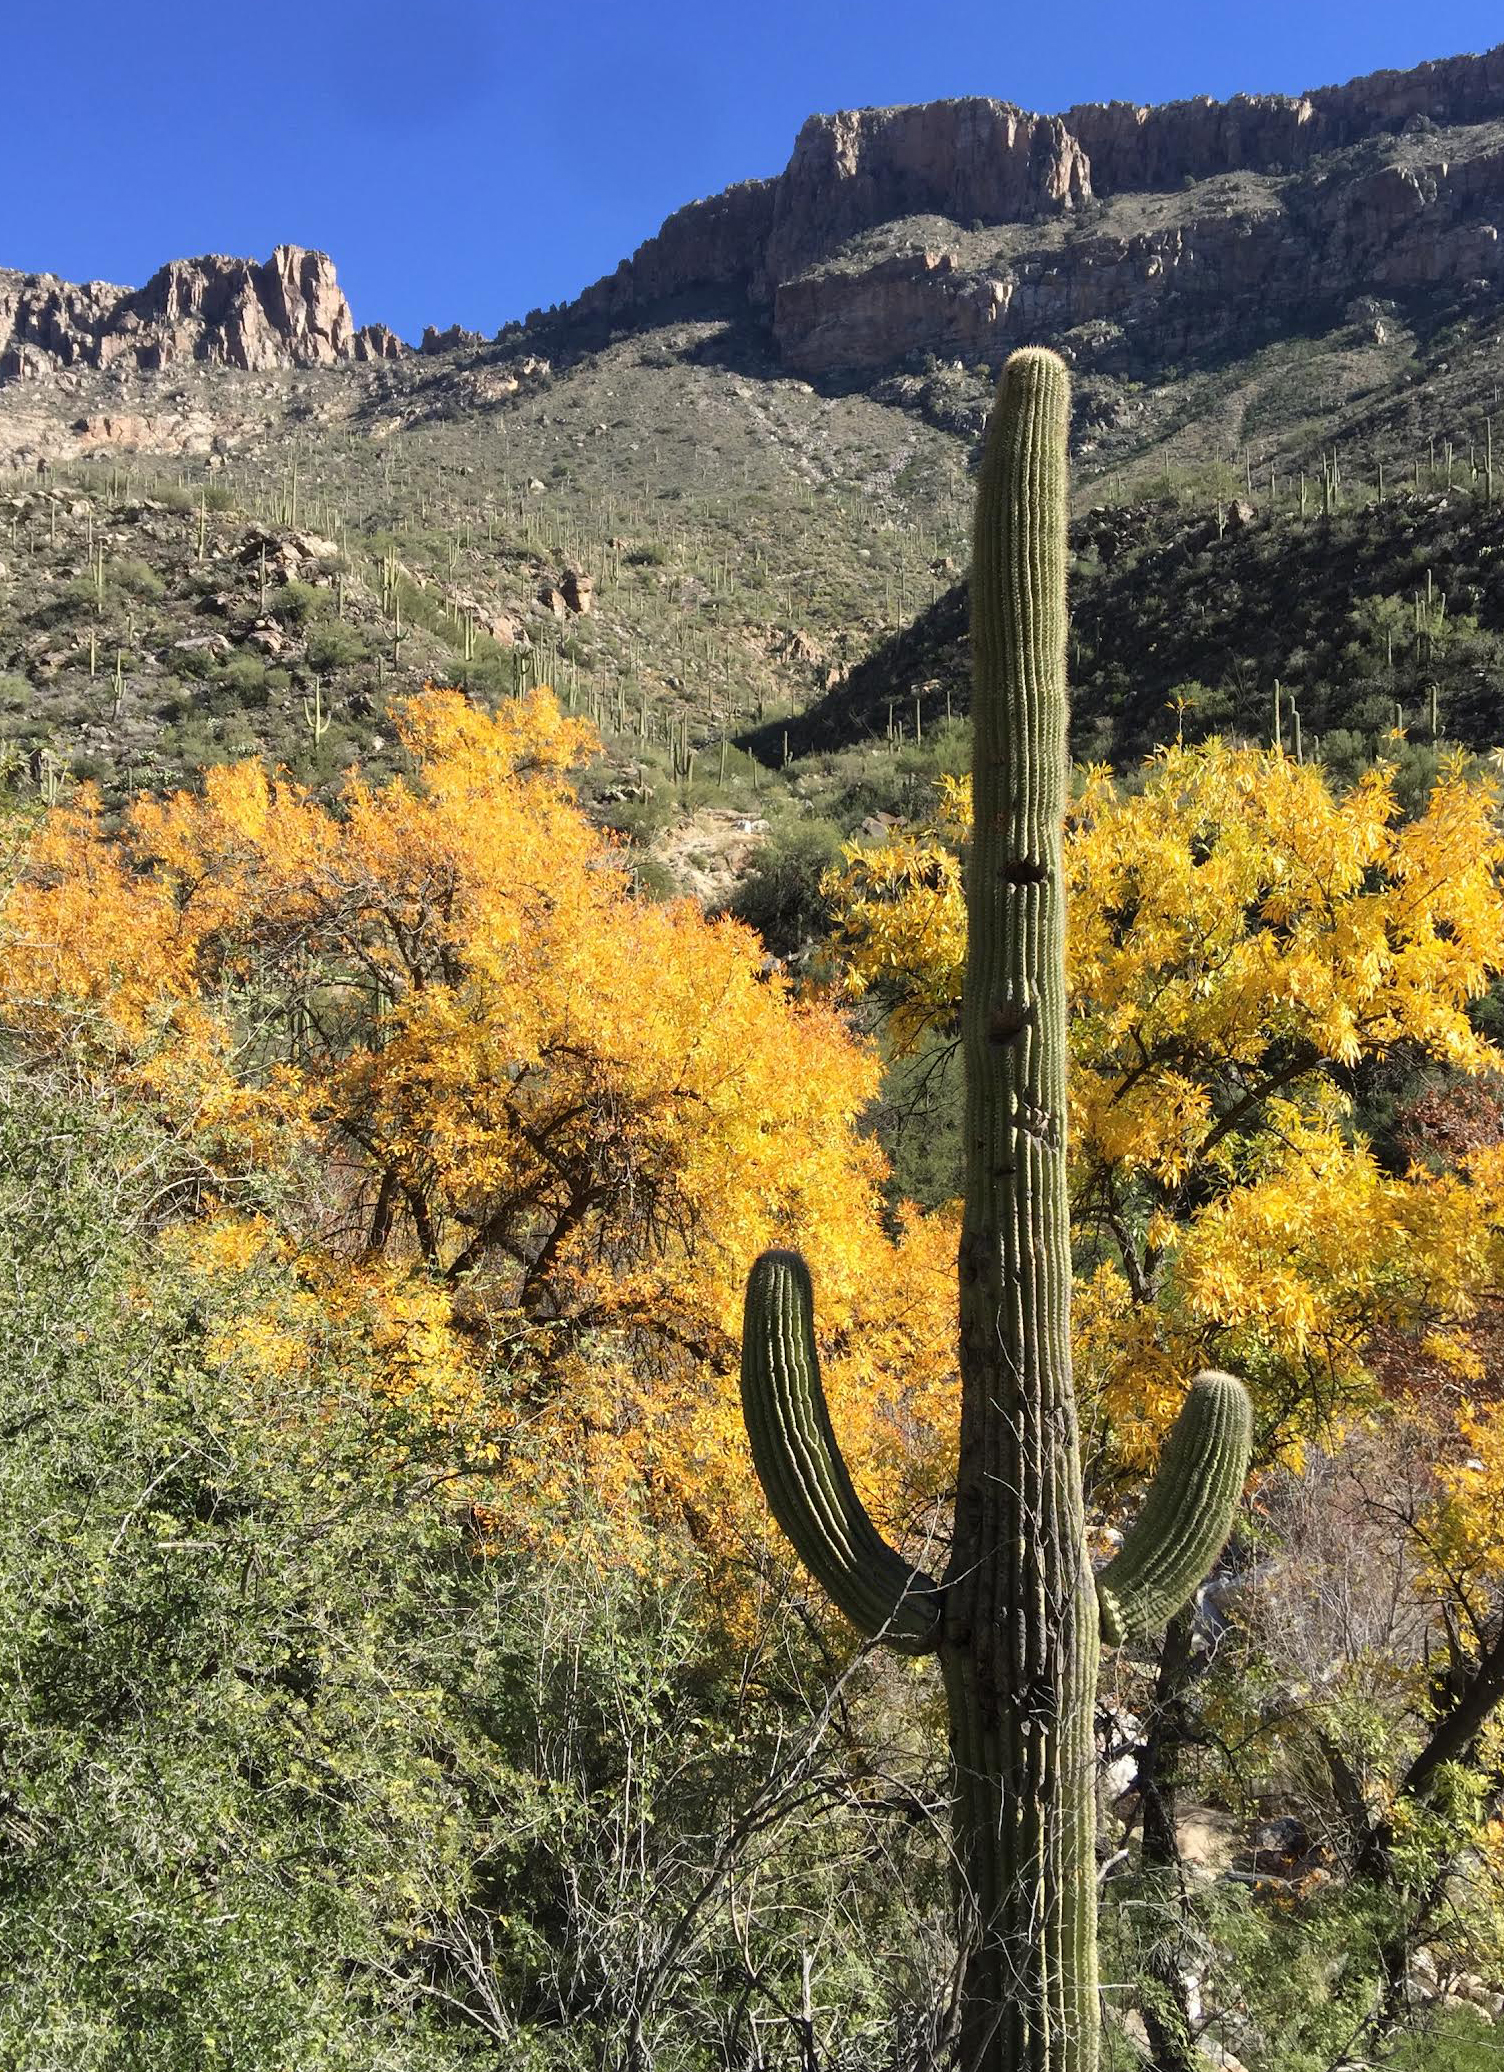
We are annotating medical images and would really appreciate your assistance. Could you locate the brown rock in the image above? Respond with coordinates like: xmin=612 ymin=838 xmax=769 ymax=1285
xmin=562 ymin=40 xmax=1504 ymax=376
xmin=763 ymin=101 xmax=1089 ymax=287
xmin=1 ymin=245 xmax=389 ymax=383
xmin=420 ymin=322 xmax=484 ymax=355
xmin=561 ymin=569 xmax=594 ymax=614
xmin=353 ymin=322 xmax=405 ymax=361
xmin=771 ymin=128 xmax=1504 ymax=374
xmin=71 ymin=414 xmax=156 ymax=449
xmin=576 ymin=182 xmax=777 ymax=322
xmin=1066 ymin=93 xmax=1320 ymax=192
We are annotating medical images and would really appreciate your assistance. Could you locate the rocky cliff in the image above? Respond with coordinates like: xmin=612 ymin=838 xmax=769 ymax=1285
xmin=771 ymin=138 xmax=1504 ymax=374
xmin=568 ymin=42 xmax=1504 ymax=375
xmin=1064 ymin=43 xmax=1504 ymax=192
xmin=0 ymin=245 xmax=403 ymax=382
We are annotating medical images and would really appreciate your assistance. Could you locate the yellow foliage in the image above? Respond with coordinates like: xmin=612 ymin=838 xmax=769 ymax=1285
xmin=827 ymin=741 xmax=1504 ymax=1472
xmin=2 ymin=687 xmax=956 ymax=1576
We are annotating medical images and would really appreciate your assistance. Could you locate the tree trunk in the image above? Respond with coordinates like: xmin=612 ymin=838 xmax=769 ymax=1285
xmin=1136 ymin=1610 xmax=1201 ymax=2072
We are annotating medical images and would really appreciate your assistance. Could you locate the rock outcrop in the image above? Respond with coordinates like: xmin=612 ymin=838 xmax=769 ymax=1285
xmin=762 ymin=102 xmax=1090 ymax=283
xmin=1065 ymin=45 xmax=1504 ymax=193
xmin=352 ymin=321 xmax=405 ymax=362
xmin=0 ymin=245 xmax=403 ymax=382
xmin=770 ymin=137 xmax=1504 ymax=373
xmin=564 ymin=41 xmax=1504 ymax=375
xmin=420 ymin=322 xmax=486 ymax=355
xmin=575 ymin=182 xmax=778 ymax=323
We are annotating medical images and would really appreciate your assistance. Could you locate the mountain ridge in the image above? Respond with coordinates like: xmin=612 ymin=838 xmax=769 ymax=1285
xmin=5 ymin=41 xmax=1504 ymax=389
xmin=0 ymin=245 xmax=403 ymax=383
xmin=568 ymin=43 xmax=1504 ymax=310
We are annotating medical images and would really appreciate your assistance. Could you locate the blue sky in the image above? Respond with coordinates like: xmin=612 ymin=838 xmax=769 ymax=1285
xmin=4 ymin=1 xmax=1501 ymax=342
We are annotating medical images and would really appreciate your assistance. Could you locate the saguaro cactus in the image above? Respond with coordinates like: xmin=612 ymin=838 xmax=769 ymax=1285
xmin=740 ymin=348 xmax=1253 ymax=2072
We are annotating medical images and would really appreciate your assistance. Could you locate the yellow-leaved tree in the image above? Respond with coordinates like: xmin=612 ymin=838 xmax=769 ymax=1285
xmin=1 ymin=686 xmax=955 ymax=1571
xmin=830 ymin=735 xmax=1504 ymax=2047
xmin=826 ymin=741 xmax=1504 ymax=1473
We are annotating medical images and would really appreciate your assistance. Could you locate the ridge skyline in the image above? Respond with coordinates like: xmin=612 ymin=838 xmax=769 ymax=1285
xmin=7 ymin=5 xmax=1504 ymax=341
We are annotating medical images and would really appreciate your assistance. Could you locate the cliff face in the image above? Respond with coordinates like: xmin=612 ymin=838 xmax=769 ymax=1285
xmin=0 ymin=246 xmax=401 ymax=382
xmin=771 ymin=142 xmax=1504 ymax=373
xmin=568 ymin=42 xmax=1504 ymax=376
xmin=576 ymin=183 xmax=779 ymax=323
xmin=762 ymin=102 xmax=1090 ymax=283
xmin=1063 ymin=44 xmax=1504 ymax=191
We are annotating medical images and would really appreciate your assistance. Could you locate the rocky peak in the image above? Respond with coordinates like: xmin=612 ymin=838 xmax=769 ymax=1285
xmin=571 ymin=51 xmax=1504 ymax=289
xmin=0 ymin=245 xmax=404 ymax=383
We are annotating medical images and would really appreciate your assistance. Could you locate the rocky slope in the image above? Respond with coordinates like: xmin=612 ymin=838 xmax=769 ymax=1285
xmin=567 ymin=43 xmax=1504 ymax=376
xmin=764 ymin=486 xmax=1504 ymax=767
xmin=0 ymin=246 xmax=403 ymax=381
xmin=6 ymin=42 xmax=1504 ymax=862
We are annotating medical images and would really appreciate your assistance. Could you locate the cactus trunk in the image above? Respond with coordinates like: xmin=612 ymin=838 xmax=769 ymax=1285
xmin=739 ymin=348 xmax=1252 ymax=2072
xmin=941 ymin=348 xmax=1099 ymax=2069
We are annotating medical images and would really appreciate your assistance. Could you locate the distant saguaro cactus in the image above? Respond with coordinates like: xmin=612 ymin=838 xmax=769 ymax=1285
xmin=740 ymin=348 xmax=1253 ymax=2072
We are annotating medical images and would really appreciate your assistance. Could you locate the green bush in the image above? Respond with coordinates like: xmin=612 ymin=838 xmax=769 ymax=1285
xmin=0 ymin=1081 xmax=476 ymax=2069
xmin=0 ymin=1061 xmax=951 ymax=2069
xmin=209 ymin=654 xmax=276 ymax=706
xmin=266 ymin=580 xmax=328 ymax=627
xmin=727 ymin=815 xmax=844 ymax=956
xmin=303 ymin=619 xmax=370 ymax=672
xmin=110 ymin=556 xmax=165 ymax=600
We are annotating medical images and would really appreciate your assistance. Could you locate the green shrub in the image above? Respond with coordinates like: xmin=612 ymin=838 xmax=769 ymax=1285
xmin=303 ymin=619 xmax=370 ymax=671
xmin=0 ymin=1060 xmax=950 ymax=2070
xmin=111 ymin=556 xmax=165 ymax=600
xmin=266 ymin=580 xmax=327 ymax=627
xmin=209 ymin=655 xmax=276 ymax=706
xmin=728 ymin=815 xmax=844 ymax=956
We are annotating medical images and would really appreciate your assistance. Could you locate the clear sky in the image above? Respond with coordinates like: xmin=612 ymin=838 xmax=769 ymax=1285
xmin=5 ymin=1 xmax=1501 ymax=343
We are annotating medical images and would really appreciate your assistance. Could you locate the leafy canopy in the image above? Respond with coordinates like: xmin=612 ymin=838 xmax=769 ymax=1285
xmin=2 ymin=686 xmax=955 ymax=1566
xmin=827 ymin=741 xmax=1504 ymax=1463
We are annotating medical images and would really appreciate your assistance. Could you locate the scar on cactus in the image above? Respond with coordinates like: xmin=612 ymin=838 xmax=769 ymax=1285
xmin=739 ymin=346 xmax=1253 ymax=2072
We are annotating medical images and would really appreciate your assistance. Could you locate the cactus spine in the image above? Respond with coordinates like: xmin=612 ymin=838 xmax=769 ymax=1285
xmin=740 ymin=349 xmax=1252 ymax=2072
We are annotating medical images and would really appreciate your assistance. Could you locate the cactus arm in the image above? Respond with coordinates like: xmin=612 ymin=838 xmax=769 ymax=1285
xmin=740 ymin=1248 xmax=942 ymax=1653
xmin=1095 ymin=1369 xmax=1253 ymax=1646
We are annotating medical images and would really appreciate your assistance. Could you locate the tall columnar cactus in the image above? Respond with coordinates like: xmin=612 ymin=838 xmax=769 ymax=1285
xmin=740 ymin=347 xmax=1253 ymax=2072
